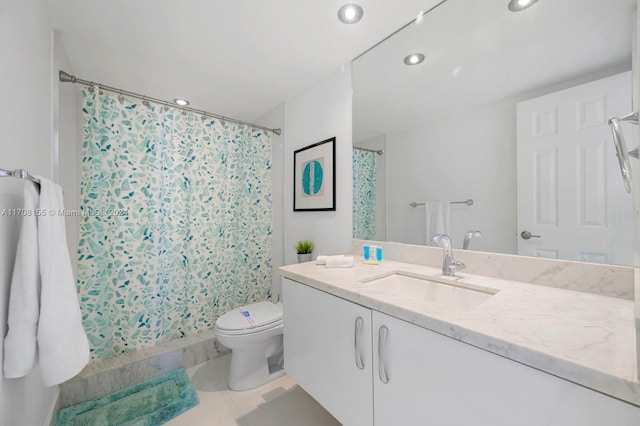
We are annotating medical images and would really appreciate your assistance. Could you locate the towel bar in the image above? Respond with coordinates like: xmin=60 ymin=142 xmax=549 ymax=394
xmin=410 ymin=199 xmax=473 ymax=208
xmin=0 ymin=168 xmax=40 ymax=184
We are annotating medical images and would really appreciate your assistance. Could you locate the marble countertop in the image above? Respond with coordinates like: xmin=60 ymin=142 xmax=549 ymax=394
xmin=279 ymin=258 xmax=639 ymax=407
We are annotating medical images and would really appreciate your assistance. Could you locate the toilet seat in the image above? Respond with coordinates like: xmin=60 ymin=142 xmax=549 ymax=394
xmin=215 ymin=320 xmax=283 ymax=336
xmin=215 ymin=301 xmax=283 ymax=336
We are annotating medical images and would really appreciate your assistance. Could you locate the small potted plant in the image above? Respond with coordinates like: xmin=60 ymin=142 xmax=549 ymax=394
xmin=295 ymin=240 xmax=314 ymax=263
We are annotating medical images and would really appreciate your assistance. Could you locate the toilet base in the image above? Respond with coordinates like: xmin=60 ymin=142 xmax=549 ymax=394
xmin=228 ymin=347 xmax=285 ymax=391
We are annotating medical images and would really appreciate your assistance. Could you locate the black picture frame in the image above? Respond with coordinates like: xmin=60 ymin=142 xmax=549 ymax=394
xmin=293 ymin=137 xmax=336 ymax=211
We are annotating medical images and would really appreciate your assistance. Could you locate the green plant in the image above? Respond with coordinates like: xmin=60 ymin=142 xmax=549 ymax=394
xmin=294 ymin=240 xmax=314 ymax=254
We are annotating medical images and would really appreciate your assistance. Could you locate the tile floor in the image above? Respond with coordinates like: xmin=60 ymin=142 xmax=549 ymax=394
xmin=166 ymin=354 xmax=341 ymax=426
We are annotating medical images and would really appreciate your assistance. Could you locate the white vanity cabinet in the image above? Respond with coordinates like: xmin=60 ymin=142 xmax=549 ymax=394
xmin=282 ymin=278 xmax=373 ymax=426
xmin=283 ymin=278 xmax=640 ymax=426
xmin=372 ymin=311 xmax=640 ymax=426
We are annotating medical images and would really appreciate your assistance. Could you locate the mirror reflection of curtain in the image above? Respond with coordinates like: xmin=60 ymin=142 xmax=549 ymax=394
xmin=352 ymin=149 xmax=376 ymax=240
xmin=77 ymin=90 xmax=273 ymax=359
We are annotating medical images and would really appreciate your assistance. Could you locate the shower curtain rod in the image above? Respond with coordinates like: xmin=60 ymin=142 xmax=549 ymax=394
xmin=353 ymin=146 xmax=383 ymax=155
xmin=59 ymin=70 xmax=282 ymax=136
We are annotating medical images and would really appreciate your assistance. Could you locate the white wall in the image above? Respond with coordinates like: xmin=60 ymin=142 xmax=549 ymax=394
xmin=0 ymin=0 xmax=59 ymax=424
xmin=386 ymin=99 xmax=518 ymax=253
xmin=353 ymin=135 xmax=387 ymax=241
xmin=284 ymin=66 xmax=353 ymax=264
xmin=54 ymin=31 xmax=82 ymax=275
xmin=255 ymin=104 xmax=285 ymax=301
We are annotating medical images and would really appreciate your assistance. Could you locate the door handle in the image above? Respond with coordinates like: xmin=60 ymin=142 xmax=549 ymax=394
xmin=520 ymin=230 xmax=541 ymax=240
xmin=378 ymin=325 xmax=390 ymax=384
xmin=354 ymin=317 xmax=365 ymax=370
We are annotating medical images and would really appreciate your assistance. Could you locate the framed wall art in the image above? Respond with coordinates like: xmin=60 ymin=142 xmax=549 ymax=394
xmin=293 ymin=137 xmax=336 ymax=211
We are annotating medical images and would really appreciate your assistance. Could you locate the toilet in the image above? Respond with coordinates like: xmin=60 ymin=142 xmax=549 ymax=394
xmin=214 ymin=301 xmax=284 ymax=391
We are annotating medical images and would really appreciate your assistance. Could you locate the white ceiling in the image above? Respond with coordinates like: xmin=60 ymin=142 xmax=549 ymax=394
xmin=353 ymin=0 xmax=635 ymax=141
xmin=45 ymin=0 xmax=443 ymax=122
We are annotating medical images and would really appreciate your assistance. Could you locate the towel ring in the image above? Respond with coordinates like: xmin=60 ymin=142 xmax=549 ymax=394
xmin=608 ymin=111 xmax=639 ymax=194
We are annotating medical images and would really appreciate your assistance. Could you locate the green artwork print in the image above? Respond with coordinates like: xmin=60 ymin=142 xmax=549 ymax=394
xmin=77 ymin=90 xmax=273 ymax=359
xmin=302 ymin=159 xmax=324 ymax=196
xmin=294 ymin=137 xmax=335 ymax=211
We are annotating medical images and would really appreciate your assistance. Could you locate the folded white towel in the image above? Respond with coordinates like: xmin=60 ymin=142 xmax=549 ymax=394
xmin=36 ymin=176 xmax=90 ymax=386
xmin=316 ymin=254 xmax=344 ymax=265
xmin=425 ymin=201 xmax=451 ymax=244
xmin=325 ymin=256 xmax=354 ymax=268
xmin=3 ymin=181 xmax=40 ymax=378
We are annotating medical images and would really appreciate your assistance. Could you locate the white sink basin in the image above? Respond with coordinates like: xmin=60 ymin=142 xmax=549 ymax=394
xmin=363 ymin=272 xmax=497 ymax=311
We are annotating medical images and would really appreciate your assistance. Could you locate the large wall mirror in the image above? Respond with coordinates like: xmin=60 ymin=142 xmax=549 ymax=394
xmin=352 ymin=0 xmax=638 ymax=266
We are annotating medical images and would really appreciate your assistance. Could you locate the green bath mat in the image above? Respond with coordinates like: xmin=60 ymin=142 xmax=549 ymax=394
xmin=55 ymin=369 xmax=199 ymax=426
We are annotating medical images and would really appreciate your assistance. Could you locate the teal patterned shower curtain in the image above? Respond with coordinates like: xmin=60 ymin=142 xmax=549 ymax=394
xmin=77 ymin=90 xmax=273 ymax=359
xmin=352 ymin=150 xmax=376 ymax=240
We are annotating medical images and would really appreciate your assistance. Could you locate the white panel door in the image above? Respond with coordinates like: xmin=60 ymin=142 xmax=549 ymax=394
xmin=517 ymin=72 xmax=633 ymax=264
xmin=282 ymin=279 xmax=373 ymax=426
xmin=372 ymin=311 xmax=640 ymax=426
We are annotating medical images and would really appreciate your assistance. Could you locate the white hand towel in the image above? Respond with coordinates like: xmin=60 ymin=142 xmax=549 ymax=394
xmin=316 ymin=255 xmax=344 ymax=265
xmin=425 ymin=201 xmax=451 ymax=244
xmin=325 ymin=256 xmax=354 ymax=268
xmin=3 ymin=182 xmax=40 ymax=378
xmin=35 ymin=176 xmax=90 ymax=386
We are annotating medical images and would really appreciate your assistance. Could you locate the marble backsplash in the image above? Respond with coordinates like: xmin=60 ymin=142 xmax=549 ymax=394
xmin=352 ymin=239 xmax=634 ymax=300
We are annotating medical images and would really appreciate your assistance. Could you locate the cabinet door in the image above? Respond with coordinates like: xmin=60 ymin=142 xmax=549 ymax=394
xmin=372 ymin=311 xmax=640 ymax=426
xmin=283 ymin=278 xmax=373 ymax=426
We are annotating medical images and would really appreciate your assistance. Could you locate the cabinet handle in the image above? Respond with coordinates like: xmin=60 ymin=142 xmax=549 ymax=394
xmin=354 ymin=316 xmax=365 ymax=370
xmin=378 ymin=325 xmax=390 ymax=384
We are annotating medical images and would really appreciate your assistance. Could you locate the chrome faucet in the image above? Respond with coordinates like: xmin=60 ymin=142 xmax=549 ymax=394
xmin=431 ymin=234 xmax=466 ymax=276
xmin=463 ymin=230 xmax=482 ymax=250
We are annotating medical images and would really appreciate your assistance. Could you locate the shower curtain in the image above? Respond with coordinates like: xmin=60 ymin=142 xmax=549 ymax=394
xmin=77 ymin=90 xmax=273 ymax=359
xmin=352 ymin=150 xmax=376 ymax=240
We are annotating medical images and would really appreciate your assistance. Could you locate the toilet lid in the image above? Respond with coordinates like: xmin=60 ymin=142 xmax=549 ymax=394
xmin=216 ymin=301 xmax=283 ymax=331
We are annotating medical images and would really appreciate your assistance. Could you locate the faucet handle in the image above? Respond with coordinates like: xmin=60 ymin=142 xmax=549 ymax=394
xmin=450 ymin=259 xmax=466 ymax=271
xmin=431 ymin=233 xmax=449 ymax=243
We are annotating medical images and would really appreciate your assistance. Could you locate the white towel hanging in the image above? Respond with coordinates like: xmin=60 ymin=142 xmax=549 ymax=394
xmin=3 ymin=181 xmax=40 ymax=378
xmin=3 ymin=176 xmax=90 ymax=386
xmin=36 ymin=176 xmax=90 ymax=386
xmin=425 ymin=201 xmax=451 ymax=244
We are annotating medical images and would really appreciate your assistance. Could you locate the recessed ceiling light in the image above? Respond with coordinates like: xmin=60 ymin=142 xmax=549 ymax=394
xmin=173 ymin=98 xmax=190 ymax=106
xmin=337 ymin=3 xmax=364 ymax=24
xmin=403 ymin=53 xmax=425 ymax=66
xmin=508 ymin=0 xmax=538 ymax=12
